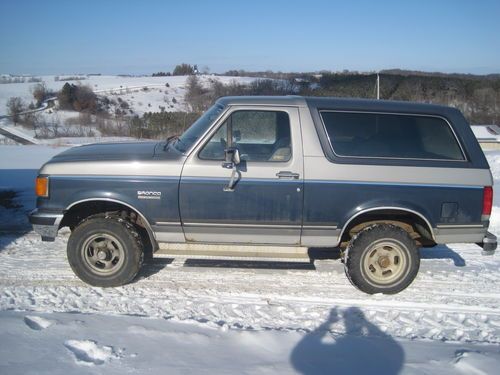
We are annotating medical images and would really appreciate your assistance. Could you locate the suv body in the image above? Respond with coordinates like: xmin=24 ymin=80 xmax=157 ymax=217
xmin=29 ymin=96 xmax=497 ymax=293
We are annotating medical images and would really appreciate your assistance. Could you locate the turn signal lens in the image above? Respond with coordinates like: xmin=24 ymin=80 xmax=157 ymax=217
xmin=35 ymin=177 xmax=49 ymax=197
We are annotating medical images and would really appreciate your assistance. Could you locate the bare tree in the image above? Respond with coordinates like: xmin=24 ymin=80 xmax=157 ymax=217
xmin=185 ymin=75 xmax=210 ymax=112
xmin=31 ymin=82 xmax=53 ymax=107
xmin=6 ymin=97 xmax=25 ymax=124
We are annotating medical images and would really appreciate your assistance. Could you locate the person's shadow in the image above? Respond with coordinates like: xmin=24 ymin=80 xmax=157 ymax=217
xmin=290 ymin=307 xmax=404 ymax=375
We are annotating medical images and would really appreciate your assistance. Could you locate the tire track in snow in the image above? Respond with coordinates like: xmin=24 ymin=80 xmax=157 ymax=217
xmin=1 ymin=231 xmax=499 ymax=343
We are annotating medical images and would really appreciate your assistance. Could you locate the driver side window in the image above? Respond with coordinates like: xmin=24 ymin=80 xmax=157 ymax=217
xmin=199 ymin=110 xmax=291 ymax=162
xmin=198 ymin=122 xmax=228 ymax=160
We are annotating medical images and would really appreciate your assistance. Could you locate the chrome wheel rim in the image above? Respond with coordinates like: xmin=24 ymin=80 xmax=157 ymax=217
xmin=81 ymin=233 xmax=125 ymax=275
xmin=361 ymin=239 xmax=408 ymax=286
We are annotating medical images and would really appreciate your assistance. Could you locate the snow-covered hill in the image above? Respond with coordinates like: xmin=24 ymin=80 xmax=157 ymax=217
xmin=0 ymin=74 xmax=255 ymax=116
xmin=0 ymin=74 xmax=257 ymax=145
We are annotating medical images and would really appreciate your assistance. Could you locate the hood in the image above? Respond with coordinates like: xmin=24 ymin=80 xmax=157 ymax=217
xmin=39 ymin=141 xmax=186 ymax=176
xmin=49 ymin=141 xmax=166 ymax=163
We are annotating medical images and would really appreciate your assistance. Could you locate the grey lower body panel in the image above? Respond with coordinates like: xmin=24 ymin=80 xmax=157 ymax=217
xmin=153 ymin=223 xmax=496 ymax=254
xmin=156 ymin=242 xmax=309 ymax=260
xmin=152 ymin=223 xmax=185 ymax=243
xmin=301 ymin=227 xmax=341 ymax=247
xmin=434 ymin=225 xmax=487 ymax=244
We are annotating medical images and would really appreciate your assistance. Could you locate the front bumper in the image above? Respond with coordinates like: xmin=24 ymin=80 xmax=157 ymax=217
xmin=28 ymin=209 xmax=63 ymax=242
xmin=480 ymin=231 xmax=497 ymax=255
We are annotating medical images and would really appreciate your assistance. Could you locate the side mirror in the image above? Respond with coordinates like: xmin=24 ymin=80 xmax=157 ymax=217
xmin=222 ymin=147 xmax=240 ymax=192
xmin=222 ymin=147 xmax=240 ymax=169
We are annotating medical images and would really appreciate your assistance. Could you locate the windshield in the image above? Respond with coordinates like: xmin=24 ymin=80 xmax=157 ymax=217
xmin=174 ymin=103 xmax=226 ymax=153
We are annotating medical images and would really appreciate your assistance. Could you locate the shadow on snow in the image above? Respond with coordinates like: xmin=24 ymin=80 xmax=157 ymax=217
xmin=290 ymin=306 xmax=404 ymax=375
xmin=134 ymin=243 xmax=467 ymax=281
xmin=0 ymin=169 xmax=38 ymax=252
xmin=420 ymin=245 xmax=466 ymax=267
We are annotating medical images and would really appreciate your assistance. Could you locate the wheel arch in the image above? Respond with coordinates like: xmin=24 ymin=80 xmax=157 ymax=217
xmin=338 ymin=206 xmax=435 ymax=245
xmin=62 ymin=198 xmax=157 ymax=252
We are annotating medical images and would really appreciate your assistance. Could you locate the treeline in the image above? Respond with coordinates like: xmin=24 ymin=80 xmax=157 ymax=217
xmin=0 ymin=76 xmax=42 ymax=84
xmin=185 ymin=71 xmax=500 ymax=124
xmin=310 ymin=72 xmax=500 ymax=124
xmin=176 ymin=70 xmax=500 ymax=138
xmin=184 ymin=75 xmax=298 ymax=112
xmin=7 ymin=69 xmax=500 ymax=142
xmin=129 ymin=111 xmax=200 ymax=139
xmin=54 ymin=76 xmax=87 ymax=81
xmin=152 ymin=63 xmax=201 ymax=77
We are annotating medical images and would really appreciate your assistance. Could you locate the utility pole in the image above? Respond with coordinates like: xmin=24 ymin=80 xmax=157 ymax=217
xmin=376 ymin=73 xmax=380 ymax=100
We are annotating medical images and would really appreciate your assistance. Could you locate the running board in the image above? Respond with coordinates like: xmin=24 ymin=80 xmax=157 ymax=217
xmin=156 ymin=243 xmax=310 ymax=261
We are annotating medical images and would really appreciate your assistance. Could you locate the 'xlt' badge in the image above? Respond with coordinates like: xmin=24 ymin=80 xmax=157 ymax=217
xmin=137 ymin=191 xmax=162 ymax=200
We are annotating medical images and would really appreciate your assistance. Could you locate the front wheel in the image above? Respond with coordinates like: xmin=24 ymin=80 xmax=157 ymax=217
xmin=67 ymin=216 xmax=143 ymax=287
xmin=345 ymin=224 xmax=420 ymax=294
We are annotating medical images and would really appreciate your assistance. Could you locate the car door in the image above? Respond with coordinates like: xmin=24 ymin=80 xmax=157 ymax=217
xmin=179 ymin=106 xmax=304 ymax=244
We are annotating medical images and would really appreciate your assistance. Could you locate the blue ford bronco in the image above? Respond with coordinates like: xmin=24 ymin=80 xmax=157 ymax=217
xmin=29 ymin=96 xmax=497 ymax=294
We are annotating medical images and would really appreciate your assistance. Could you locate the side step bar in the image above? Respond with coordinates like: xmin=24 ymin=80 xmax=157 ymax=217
xmin=156 ymin=243 xmax=310 ymax=262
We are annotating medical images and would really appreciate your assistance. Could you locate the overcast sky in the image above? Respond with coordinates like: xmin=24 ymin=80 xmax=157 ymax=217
xmin=1 ymin=0 xmax=499 ymax=75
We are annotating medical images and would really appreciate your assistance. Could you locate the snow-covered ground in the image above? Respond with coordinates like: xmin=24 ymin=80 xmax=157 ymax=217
xmin=2 ymin=310 xmax=499 ymax=375
xmin=1 ymin=145 xmax=500 ymax=374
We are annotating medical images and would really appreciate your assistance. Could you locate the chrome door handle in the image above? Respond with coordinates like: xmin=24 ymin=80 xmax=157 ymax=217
xmin=276 ymin=171 xmax=300 ymax=179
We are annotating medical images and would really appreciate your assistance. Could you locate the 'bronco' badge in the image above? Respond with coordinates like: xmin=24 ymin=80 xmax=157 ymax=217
xmin=137 ymin=191 xmax=162 ymax=200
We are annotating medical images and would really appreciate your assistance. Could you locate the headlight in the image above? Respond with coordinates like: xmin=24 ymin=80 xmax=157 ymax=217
xmin=35 ymin=176 xmax=49 ymax=197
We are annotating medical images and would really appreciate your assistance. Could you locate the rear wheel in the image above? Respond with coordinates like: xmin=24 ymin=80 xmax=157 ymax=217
xmin=345 ymin=224 xmax=420 ymax=294
xmin=67 ymin=216 xmax=143 ymax=287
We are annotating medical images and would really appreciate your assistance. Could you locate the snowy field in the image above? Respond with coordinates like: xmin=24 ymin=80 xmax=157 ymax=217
xmin=1 ymin=145 xmax=500 ymax=374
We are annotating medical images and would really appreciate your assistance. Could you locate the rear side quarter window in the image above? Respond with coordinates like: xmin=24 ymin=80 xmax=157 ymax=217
xmin=320 ymin=111 xmax=465 ymax=161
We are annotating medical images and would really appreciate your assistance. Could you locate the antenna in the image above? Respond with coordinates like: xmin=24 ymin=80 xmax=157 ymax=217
xmin=376 ymin=73 xmax=380 ymax=100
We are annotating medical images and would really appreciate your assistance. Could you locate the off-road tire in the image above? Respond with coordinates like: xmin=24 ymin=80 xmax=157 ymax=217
xmin=67 ymin=215 xmax=144 ymax=287
xmin=345 ymin=224 xmax=420 ymax=294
